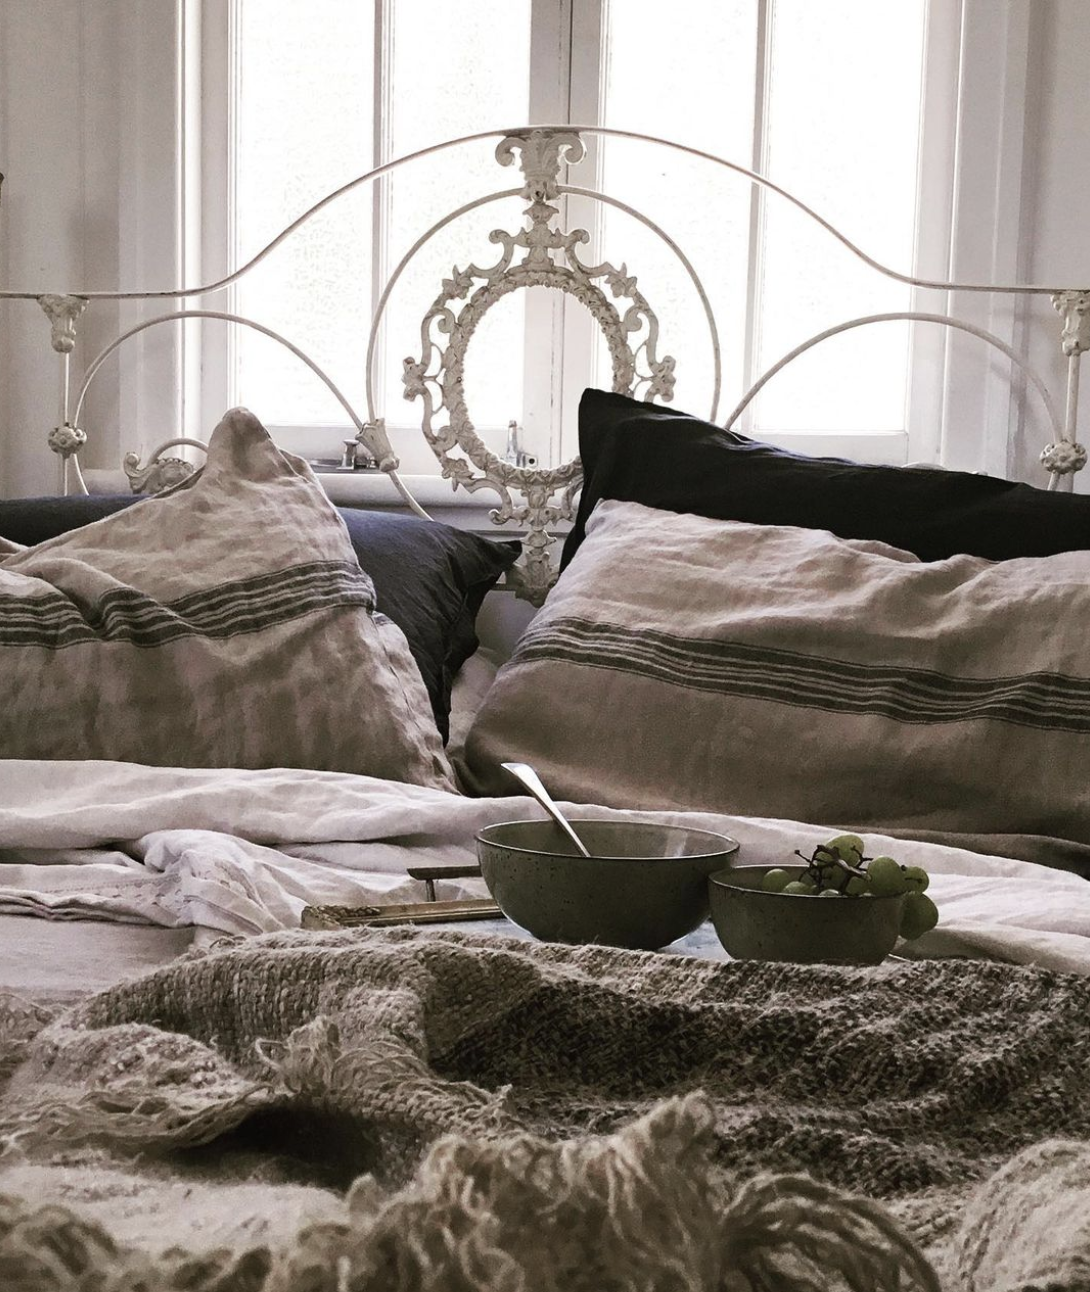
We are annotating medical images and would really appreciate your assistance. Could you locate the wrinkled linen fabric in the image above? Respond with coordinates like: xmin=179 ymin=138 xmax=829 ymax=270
xmin=1 ymin=760 xmax=1090 ymax=975
xmin=0 ymin=409 xmax=455 ymax=788
xmin=461 ymin=499 xmax=1090 ymax=846
xmin=2 ymin=931 xmax=1090 ymax=1289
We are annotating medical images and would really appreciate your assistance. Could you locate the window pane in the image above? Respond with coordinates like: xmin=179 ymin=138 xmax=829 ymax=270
xmin=599 ymin=0 xmax=759 ymax=422
xmin=383 ymin=0 xmax=532 ymax=445
xmin=754 ymin=0 xmax=926 ymax=433
xmin=234 ymin=0 xmax=375 ymax=427
xmin=232 ymin=0 xmax=531 ymax=463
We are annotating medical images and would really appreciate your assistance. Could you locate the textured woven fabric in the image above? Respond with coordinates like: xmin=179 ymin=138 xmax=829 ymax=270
xmin=461 ymin=499 xmax=1090 ymax=842
xmin=0 ymin=410 xmax=455 ymax=787
xmin=0 ymin=493 xmax=519 ymax=742
xmin=1 ymin=928 xmax=1089 ymax=1288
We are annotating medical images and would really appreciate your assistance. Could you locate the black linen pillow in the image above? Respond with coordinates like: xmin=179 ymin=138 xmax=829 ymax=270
xmin=562 ymin=388 xmax=1090 ymax=569
xmin=0 ymin=494 xmax=518 ymax=742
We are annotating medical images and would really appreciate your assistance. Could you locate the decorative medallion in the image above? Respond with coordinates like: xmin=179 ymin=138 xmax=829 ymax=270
xmin=400 ymin=128 xmax=676 ymax=602
xmin=47 ymin=423 xmax=87 ymax=459
xmin=1040 ymin=439 xmax=1088 ymax=476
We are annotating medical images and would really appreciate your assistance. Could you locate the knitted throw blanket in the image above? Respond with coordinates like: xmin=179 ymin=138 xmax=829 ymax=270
xmin=1 ymin=928 xmax=1089 ymax=1291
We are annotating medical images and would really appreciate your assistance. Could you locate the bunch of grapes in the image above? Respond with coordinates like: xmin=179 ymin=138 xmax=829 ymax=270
xmin=760 ymin=834 xmax=939 ymax=941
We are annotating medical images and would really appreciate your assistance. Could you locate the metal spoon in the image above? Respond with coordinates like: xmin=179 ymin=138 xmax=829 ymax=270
xmin=501 ymin=761 xmax=592 ymax=858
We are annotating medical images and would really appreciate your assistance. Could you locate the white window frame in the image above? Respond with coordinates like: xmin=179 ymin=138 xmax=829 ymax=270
xmin=189 ymin=0 xmax=583 ymax=476
xmin=179 ymin=0 xmax=1029 ymax=489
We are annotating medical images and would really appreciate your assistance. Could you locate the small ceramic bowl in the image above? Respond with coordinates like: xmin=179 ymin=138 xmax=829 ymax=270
xmin=476 ymin=819 xmax=739 ymax=951
xmin=708 ymin=865 xmax=906 ymax=965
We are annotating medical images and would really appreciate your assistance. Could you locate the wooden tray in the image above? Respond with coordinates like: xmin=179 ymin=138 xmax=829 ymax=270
xmin=301 ymin=897 xmax=502 ymax=930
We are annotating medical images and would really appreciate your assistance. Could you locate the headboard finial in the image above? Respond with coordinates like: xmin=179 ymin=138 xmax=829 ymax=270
xmin=494 ymin=129 xmax=586 ymax=205
xmin=38 ymin=293 xmax=88 ymax=353
xmin=1053 ymin=290 xmax=1090 ymax=357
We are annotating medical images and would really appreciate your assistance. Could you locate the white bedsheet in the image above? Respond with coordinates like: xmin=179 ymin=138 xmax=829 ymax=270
xmin=1 ymin=759 xmax=1089 ymax=975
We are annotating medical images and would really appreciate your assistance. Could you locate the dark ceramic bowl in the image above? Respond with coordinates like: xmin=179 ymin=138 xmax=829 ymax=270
xmin=476 ymin=819 xmax=739 ymax=950
xmin=708 ymin=865 xmax=906 ymax=965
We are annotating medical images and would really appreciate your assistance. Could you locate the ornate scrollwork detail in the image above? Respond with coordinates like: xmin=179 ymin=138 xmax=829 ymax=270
xmin=354 ymin=417 xmax=398 ymax=473
xmin=123 ymin=451 xmax=199 ymax=495
xmin=48 ymin=424 xmax=87 ymax=459
xmin=38 ymin=294 xmax=88 ymax=353
xmin=1053 ymin=290 xmax=1090 ymax=357
xmin=400 ymin=128 xmax=675 ymax=603
xmin=495 ymin=129 xmax=586 ymax=205
xmin=1040 ymin=439 xmax=1088 ymax=476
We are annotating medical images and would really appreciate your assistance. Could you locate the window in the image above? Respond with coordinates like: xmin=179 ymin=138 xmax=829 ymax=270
xmin=194 ymin=0 xmax=950 ymax=478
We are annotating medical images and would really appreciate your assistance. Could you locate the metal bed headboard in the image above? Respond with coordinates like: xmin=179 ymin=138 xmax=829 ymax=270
xmin=3 ymin=126 xmax=1089 ymax=602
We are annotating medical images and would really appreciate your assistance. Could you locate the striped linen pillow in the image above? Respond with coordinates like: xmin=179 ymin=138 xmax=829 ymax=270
xmin=0 ymin=409 xmax=456 ymax=789
xmin=458 ymin=499 xmax=1090 ymax=842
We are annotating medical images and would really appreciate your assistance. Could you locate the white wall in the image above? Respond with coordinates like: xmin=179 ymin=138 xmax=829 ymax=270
xmin=0 ymin=0 xmax=182 ymax=499
xmin=1015 ymin=0 xmax=1090 ymax=485
xmin=0 ymin=0 xmax=88 ymax=498
xmin=1 ymin=0 xmax=1089 ymax=499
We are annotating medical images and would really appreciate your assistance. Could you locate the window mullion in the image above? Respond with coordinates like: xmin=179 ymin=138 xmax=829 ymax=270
xmin=906 ymin=0 xmax=962 ymax=466
xmin=740 ymin=0 xmax=772 ymax=434
xmin=194 ymin=0 xmax=236 ymax=434
xmin=554 ymin=0 xmax=606 ymax=464
xmin=523 ymin=0 xmax=576 ymax=467
xmin=371 ymin=0 xmax=393 ymax=422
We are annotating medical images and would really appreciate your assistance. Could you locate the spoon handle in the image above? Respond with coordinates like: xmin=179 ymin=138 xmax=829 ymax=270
xmin=500 ymin=761 xmax=592 ymax=858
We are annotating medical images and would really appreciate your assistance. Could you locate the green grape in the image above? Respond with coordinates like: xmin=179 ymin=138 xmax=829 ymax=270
xmin=845 ymin=875 xmax=868 ymax=896
xmin=867 ymin=856 xmax=909 ymax=897
xmin=824 ymin=833 xmax=866 ymax=864
xmin=819 ymin=889 xmax=841 ymax=898
xmin=899 ymin=891 xmax=939 ymax=939
xmin=818 ymin=865 xmax=843 ymax=890
xmin=762 ymin=868 xmax=794 ymax=893
xmin=782 ymin=881 xmax=813 ymax=895
xmin=902 ymin=866 xmax=929 ymax=893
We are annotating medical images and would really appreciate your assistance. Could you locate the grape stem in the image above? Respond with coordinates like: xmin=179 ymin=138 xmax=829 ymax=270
xmin=793 ymin=848 xmax=868 ymax=881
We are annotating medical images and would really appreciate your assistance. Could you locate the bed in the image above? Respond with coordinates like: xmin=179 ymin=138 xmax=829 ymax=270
xmin=2 ymin=126 xmax=1090 ymax=1289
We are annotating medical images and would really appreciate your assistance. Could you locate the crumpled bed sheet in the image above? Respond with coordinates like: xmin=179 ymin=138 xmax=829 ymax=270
xmin=0 ymin=759 xmax=1089 ymax=976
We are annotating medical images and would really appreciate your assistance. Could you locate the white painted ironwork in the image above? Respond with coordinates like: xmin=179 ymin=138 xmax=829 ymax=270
xmin=1045 ymin=291 xmax=1090 ymax=489
xmin=70 ymin=309 xmax=425 ymax=516
xmin=4 ymin=125 xmax=1088 ymax=591
xmin=397 ymin=129 xmax=676 ymax=601
xmin=38 ymin=294 xmax=88 ymax=353
xmin=123 ymin=438 xmax=208 ymax=494
xmin=725 ymin=311 xmax=1068 ymax=484
xmin=8 ymin=126 xmax=1085 ymax=302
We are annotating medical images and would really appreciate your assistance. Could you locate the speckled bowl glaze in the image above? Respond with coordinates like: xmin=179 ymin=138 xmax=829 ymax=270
xmin=708 ymin=865 xmax=906 ymax=965
xmin=476 ymin=819 xmax=740 ymax=950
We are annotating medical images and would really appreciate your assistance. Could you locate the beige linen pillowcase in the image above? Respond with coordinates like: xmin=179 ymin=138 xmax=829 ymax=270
xmin=0 ymin=408 xmax=456 ymax=790
xmin=458 ymin=499 xmax=1090 ymax=843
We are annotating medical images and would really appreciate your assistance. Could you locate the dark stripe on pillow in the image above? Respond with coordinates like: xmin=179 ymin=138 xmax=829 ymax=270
xmin=0 ymin=560 xmax=372 ymax=649
xmin=511 ymin=618 xmax=1090 ymax=733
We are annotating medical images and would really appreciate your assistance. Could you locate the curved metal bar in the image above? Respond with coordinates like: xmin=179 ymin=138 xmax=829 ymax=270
xmin=3 ymin=125 xmax=1083 ymax=301
xmin=365 ymin=187 xmax=523 ymax=420
xmin=365 ymin=181 xmax=722 ymax=422
xmin=75 ymin=310 xmax=360 ymax=428
xmin=141 ymin=436 xmax=212 ymax=459
xmin=722 ymin=310 xmax=1064 ymax=454
xmin=71 ymin=309 xmax=432 ymax=520
xmin=69 ymin=453 xmax=88 ymax=497
xmin=562 ymin=185 xmax=721 ymax=421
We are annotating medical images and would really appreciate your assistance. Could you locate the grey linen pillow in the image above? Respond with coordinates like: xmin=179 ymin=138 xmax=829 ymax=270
xmin=0 ymin=408 xmax=456 ymax=790
xmin=458 ymin=499 xmax=1090 ymax=843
